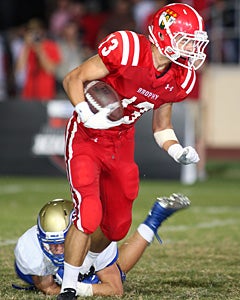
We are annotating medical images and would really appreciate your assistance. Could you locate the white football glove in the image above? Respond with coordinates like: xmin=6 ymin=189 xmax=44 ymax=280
xmin=168 ymin=144 xmax=200 ymax=165
xmin=76 ymin=282 xmax=93 ymax=297
xmin=75 ymin=101 xmax=94 ymax=123
xmin=84 ymin=107 xmax=123 ymax=129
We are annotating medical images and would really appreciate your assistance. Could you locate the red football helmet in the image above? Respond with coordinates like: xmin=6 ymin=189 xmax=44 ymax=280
xmin=148 ymin=3 xmax=209 ymax=70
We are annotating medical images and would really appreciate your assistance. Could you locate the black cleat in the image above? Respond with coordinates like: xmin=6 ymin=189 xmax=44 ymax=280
xmin=57 ymin=288 xmax=77 ymax=300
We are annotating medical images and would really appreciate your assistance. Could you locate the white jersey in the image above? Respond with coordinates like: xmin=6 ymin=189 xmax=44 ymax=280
xmin=14 ymin=225 xmax=118 ymax=277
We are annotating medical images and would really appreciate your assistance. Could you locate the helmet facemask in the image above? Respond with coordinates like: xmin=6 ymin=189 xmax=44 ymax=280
xmin=165 ymin=29 xmax=209 ymax=70
xmin=37 ymin=229 xmax=65 ymax=266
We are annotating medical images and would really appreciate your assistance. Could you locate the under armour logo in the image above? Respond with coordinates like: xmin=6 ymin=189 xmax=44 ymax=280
xmin=165 ymin=84 xmax=174 ymax=92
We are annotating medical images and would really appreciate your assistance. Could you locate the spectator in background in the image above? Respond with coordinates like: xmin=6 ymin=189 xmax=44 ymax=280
xmin=14 ymin=18 xmax=61 ymax=101
xmin=97 ymin=0 xmax=136 ymax=44
xmin=48 ymin=0 xmax=73 ymax=39
xmin=55 ymin=19 xmax=92 ymax=97
xmin=209 ymin=0 xmax=238 ymax=63
xmin=140 ymin=0 xmax=169 ymax=34
xmin=0 ymin=29 xmax=18 ymax=100
xmin=0 ymin=34 xmax=8 ymax=101
xmin=131 ymin=0 xmax=155 ymax=33
xmin=68 ymin=1 xmax=86 ymax=25
xmin=76 ymin=1 xmax=109 ymax=52
xmin=8 ymin=24 xmax=27 ymax=96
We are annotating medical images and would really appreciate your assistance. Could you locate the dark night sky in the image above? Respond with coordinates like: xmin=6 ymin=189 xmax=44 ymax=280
xmin=0 ymin=0 xmax=47 ymax=30
xmin=0 ymin=0 xmax=112 ymax=31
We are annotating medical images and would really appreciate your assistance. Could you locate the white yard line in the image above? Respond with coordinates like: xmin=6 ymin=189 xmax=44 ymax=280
xmin=0 ymin=185 xmax=24 ymax=194
xmin=0 ymin=239 xmax=17 ymax=246
xmin=160 ymin=218 xmax=239 ymax=232
xmin=190 ymin=206 xmax=240 ymax=214
xmin=1 ymin=218 xmax=239 ymax=247
xmin=0 ymin=184 xmax=65 ymax=194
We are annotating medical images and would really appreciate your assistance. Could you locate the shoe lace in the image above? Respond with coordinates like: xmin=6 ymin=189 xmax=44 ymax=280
xmin=155 ymin=232 xmax=163 ymax=244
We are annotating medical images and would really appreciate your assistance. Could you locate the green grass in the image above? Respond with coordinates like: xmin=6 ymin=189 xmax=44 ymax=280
xmin=0 ymin=167 xmax=240 ymax=299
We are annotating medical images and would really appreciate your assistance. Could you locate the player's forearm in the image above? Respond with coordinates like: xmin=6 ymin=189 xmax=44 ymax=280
xmin=63 ymin=54 xmax=110 ymax=107
xmin=63 ymin=70 xmax=85 ymax=106
xmin=92 ymin=282 xmax=123 ymax=296
xmin=32 ymin=275 xmax=61 ymax=295
xmin=76 ymin=281 xmax=123 ymax=297
xmin=40 ymin=283 xmax=61 ymax=295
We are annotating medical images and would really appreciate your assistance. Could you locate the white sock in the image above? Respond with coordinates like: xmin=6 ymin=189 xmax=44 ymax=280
xmin=137 ymin=223 xmax=155 ymax=243
xmin=79 ymin=251 xmax=99 ymax=274
xmin=61 ymin=262 xmax=81 ymax=293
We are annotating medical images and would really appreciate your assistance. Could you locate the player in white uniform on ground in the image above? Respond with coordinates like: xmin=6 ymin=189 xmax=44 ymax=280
xmin=14 ymin=194 xmax=190 ymax=297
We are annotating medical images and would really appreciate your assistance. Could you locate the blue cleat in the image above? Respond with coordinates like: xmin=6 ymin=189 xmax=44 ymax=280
xmin=143 ymin=193 xmax=190 ymax=243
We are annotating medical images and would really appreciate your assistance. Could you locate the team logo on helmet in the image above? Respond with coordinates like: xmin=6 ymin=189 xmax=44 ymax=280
xmin=159 ymin=9 xmax=178 ymax=29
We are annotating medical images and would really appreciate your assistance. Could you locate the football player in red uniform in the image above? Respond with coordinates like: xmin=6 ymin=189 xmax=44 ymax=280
xmin=57 ymin=3 xmax=209 ymax=299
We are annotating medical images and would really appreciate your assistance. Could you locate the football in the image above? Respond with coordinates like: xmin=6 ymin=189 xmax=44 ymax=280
xmin=84 ymin=80 xmax=124 ymax=121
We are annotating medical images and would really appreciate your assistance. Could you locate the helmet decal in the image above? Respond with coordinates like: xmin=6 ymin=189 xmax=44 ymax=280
xmin=159 ymin=9 xmax=178 ymax=30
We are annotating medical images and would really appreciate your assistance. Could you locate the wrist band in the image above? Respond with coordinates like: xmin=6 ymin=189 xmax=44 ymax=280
xmin=154 ymin=129 xmax=178 ymax=148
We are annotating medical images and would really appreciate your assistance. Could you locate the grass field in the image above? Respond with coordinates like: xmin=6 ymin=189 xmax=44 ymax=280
xmin=0 ymin=163 xmax=240 ymax=299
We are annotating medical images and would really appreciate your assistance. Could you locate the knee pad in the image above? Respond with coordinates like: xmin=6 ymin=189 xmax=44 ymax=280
xmin=73 ymin=196 xmax=102 ymax=234
xmin=102 ymin=219 xmax=132 ymax=241
xmin=123 ymin=164 xmax=139 ymax=201
xmin=70 ymin=155 xmax=97 ymax=188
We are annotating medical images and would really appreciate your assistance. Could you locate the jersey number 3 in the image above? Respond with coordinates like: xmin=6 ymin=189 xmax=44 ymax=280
xmin=100 ymin=34 xmax=118 ymax=57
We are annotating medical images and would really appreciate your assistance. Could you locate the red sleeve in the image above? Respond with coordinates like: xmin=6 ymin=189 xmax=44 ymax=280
xmin=98 ymin=31 xmax=143 ymax=72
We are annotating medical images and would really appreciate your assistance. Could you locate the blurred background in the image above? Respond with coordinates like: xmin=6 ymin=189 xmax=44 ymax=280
xmin=0 ymin=0 xmax=239 ymax=183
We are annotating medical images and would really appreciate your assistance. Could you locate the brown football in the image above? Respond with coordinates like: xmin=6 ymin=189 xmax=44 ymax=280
xmin=84 ymin=80 xmax=124 ymax=121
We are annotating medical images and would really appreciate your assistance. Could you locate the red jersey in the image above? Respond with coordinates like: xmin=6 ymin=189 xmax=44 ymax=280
xmin=98 ymin=30 xmax=196 ymax=130
xmin=22 ymin=39 xmax=61 ymax=101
